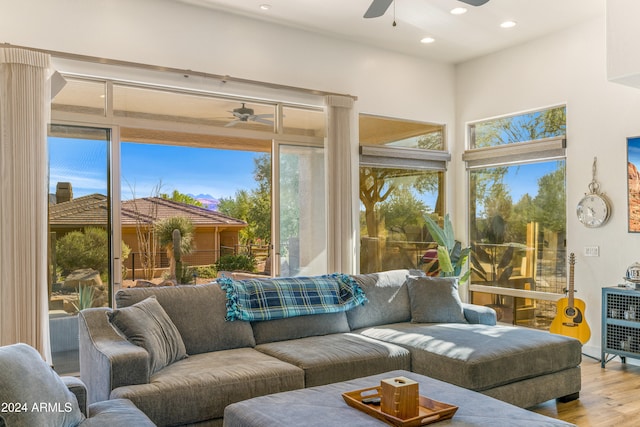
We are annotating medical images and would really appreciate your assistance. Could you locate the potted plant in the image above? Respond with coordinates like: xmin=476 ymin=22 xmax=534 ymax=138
xmin=423 ymin=213 xmax=471 ymax=284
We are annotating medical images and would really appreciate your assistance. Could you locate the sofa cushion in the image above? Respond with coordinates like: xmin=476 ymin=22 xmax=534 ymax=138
xmin=115 ymin=283 xmax=256 ymax=354
xmin=87 ymin=398 xmax=156 ymax=426
xmin=0 ymin=343 xmax=85 ymax=427
xmin=110 ymin=348 xmax=304 ymax=426
xmin=251 ymin=312 xmax=350 ymax=345
xmin=255 ymin=333 xmax=411 ymax=387
xmin=356 ymin=322 xmax=582 ymax=392
xmin=406 ymin=276 xmax=467 ymax=324
xmin=346 ymin=270 xmax=412 ymax=330
xmin=108 ymin=295 xmax=187 ymax=374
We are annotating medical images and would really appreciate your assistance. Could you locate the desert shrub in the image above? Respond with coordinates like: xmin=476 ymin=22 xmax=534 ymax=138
xmin=56 ymin=227 xmax=131 ymax=277
xmin=194 ymin=265 xmax=217 ymax=279
xmin=215 ymin=254 xmax=256 ymax=273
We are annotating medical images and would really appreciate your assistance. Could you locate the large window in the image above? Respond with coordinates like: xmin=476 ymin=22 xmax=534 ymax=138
xmin=49 ymin=71 xmax=327 ymax=373
xmin=359 ymin=115 xmax=449 ymax=274
xmin=464 ymin=106 xmax=567 ymax=329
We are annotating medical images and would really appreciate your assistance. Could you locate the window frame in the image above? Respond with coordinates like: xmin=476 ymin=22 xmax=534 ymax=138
xmin=464 ymin=106 xmax=569 ymax=319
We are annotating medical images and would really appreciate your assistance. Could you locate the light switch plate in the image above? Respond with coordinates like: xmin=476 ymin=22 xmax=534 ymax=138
xmin=584 ymin=246 xmax=599 ymax=257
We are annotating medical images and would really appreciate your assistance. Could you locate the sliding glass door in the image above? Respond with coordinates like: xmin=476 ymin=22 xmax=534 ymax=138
xmin=48 ymin=124 xmax=113 ymax=374
xmin=274 ymin=143 xmax=326 ymax=276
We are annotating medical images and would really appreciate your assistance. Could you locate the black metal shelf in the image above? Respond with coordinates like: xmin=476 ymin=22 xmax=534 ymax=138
xmin=602 ymin=286 xmax=640 ymax=367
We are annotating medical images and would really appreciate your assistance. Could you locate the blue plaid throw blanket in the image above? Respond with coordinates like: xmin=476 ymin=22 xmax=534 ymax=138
xmin=219 ymin=274 xmax=368 ymax=321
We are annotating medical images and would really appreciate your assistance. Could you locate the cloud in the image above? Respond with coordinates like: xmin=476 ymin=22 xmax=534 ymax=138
xmin=49 ymin=168 xmax=107 ymax=196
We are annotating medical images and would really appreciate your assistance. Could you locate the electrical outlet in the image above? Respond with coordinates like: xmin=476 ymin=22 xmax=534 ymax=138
xmin=584 ymin=246 xmax=599 ymax=257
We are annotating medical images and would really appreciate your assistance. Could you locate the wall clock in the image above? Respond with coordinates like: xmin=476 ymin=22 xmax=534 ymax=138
xmin=576 ymin=157 xmax=611 ymax=228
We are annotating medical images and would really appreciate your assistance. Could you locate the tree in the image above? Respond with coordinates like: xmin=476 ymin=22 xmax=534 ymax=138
xmin=154 ymin=216 xmax=195 ymax=281
xmin=160 ymin=190 xmax=203 ymax=207
xmin=378 ymin=188 xmax=428 ymax=238
xmin=56 ymin=227 xmax=131 ymax=278
xmin=126 ymin=180 xmax=163 ymax=279
xmin=533 ymin=163 xmax=566 ymax=232
xmin=218 ymin=154 xmax=271 ymax=244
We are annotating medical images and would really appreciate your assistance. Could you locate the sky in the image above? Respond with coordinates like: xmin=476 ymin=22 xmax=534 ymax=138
xmin=628 ymin=137 xmax=640 ymax=167
xmin=49 ymin=138 xmax=259 ymax=201
xmin=504 ymin=162 xmax=559 ymax=202
xmin=49 ymin=137 xmax=561 ymax=210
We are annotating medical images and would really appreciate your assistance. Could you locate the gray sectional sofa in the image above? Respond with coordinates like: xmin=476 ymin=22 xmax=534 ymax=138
xmin=79 ymin=269 xmax=582 ymax=427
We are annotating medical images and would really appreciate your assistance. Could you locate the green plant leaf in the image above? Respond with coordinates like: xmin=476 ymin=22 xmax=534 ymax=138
xmin=437 ymin=245 xmax=454 ymax=273
xmin=498 ymin=266 xmax=514 ymax=284
xmin=424 ymin=215 xmax=447 ymax=248
xmin=497 ymin=245 xmax=515 ymax=269
xmin=459 ymin=269 xmax=471 ymax=284
xmin=442 ymin=214 xmax=455 ymax=250
xmin=469 ymin=251 xmax=486 ymax=275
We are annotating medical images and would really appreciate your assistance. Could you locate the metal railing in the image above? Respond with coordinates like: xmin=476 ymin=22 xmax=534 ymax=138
xmin=124 ymin=245 xmax=270 ymax=280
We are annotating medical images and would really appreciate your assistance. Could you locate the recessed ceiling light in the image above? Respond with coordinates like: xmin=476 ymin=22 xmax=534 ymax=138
xmin=259 ymin=4 xmax=271 ymax=11
xmin=420 ymin=37 xmax=435 ymax=44
xmin=500 ymin=20 xmax=517 ymax=29
xmin=450 ymin=7 xmax=467 ymax=15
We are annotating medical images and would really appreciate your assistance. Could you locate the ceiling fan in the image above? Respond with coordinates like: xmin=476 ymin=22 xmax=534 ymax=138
xmin=225 ymin=103 xmax=274 ymax=128
xmin=364 ymin=0 xmax=490 ymax=19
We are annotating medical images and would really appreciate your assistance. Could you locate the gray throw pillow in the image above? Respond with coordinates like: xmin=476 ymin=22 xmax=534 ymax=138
xmin=406 ymin=276 xmax=467 ymax=324
xmin=108 ymin=295 xmax=187 ymax=374
xmin=0 ymin=343 xmax=85 ymax=427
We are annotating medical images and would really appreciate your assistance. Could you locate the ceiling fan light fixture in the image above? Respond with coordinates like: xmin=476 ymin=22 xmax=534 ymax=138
xmin=420 ymin=37 xmax=435 ymax=44
xmin=500 ymin=20 xmax=517 ymax=29
xmin=450 ymin=7 xmax=468 ymax=15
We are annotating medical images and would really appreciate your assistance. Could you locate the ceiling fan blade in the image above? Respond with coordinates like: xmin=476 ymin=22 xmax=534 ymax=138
xmin=224 ymin=119 xmax=239 ymax=128
xmin=252 ymin=118 xmax=274 ymax=126
xmin=458 ymin=0 xmax=490 ymax=6
xmin=364 ymin=0 xmax=393 ymax=18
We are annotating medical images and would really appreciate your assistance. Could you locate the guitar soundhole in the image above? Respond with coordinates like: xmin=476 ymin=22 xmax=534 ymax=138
xmin=565 ymin=307 xmax=576 ymax=317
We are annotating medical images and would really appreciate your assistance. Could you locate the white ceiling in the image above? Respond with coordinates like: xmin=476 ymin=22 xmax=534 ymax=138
xmin=177 ymin=0 xmax=605 ymax=64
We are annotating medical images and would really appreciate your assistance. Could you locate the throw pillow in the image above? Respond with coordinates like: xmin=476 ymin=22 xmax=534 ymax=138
xmin=406 ymin=276 xmax=467 ymax=324
xmin=108 ymin=295 xmax=187 ymax=374
xmin=0 ymin=343 xmax=85 ymax=427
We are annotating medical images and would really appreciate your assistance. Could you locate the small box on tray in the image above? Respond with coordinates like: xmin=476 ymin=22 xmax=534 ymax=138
xmin=380 ymin=376 xmax=420 ymax=419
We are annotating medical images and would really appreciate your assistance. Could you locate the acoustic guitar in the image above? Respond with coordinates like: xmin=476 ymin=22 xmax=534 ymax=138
xmin=550 ymin=253 xmax=591 ymax=344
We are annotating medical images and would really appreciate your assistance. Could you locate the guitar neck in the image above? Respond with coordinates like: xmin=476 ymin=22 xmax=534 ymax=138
xmin=568 ymin=253 xmax=575 ymax=307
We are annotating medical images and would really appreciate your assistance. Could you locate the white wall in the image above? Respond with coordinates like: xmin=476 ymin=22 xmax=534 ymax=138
xmin=456 ymin=15 xmax=640 ymax=358
xmin=0 ymin=0 xmax=454 ymax=124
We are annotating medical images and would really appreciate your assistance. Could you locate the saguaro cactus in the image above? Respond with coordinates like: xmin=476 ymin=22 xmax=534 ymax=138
xmin=172 ymin=228 xmax=183 ymax=282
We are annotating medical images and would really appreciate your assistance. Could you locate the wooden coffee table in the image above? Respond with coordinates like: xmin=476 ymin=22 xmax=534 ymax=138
xmin=223 ymin=370 xmax=575 ymax=426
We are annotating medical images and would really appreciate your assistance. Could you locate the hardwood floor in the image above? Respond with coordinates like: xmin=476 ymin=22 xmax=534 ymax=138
xmin=530 ymin=356 xmax=640 ymax=426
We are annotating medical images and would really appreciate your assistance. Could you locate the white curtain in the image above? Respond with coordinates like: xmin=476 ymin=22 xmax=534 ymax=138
xmin=0 ymin=47 xmax=52 ymax=363
xmin=325 ymin=95 xmax=356 ymax=274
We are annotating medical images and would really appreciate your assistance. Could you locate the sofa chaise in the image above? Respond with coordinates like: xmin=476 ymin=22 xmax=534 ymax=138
xmin=79 ymin=269 xmax=581 ymax=426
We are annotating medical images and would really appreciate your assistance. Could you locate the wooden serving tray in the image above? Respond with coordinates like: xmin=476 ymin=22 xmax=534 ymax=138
xmin=342 ymin=386 xmax=458 ymax=427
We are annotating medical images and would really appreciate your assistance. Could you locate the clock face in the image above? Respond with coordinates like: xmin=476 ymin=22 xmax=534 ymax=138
xmin=576 ymin=194 xmax=610 ymax=227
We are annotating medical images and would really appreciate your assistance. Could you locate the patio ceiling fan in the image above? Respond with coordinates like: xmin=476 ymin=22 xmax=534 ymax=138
xmin=364 ymin=0 xmax=490 ymax=19
xmin=225 ymin=103 xmax=274 ymax=127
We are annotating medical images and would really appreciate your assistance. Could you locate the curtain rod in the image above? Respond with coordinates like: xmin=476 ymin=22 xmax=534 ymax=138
xmin=1 ymin=43 xmax=357 ymax=101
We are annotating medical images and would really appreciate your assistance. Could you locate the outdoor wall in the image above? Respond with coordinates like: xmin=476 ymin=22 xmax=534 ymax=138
xmin=455 ymin=13 xmax=640 ymax=359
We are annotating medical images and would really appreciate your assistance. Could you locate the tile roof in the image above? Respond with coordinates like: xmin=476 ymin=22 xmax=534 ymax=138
xmin=49 ymin=194 xmax=108 ymax=226
xmin=121 ymin=197 xmax=246 ymax=227
xmin=49 ymin=194 xmax=246 ymax=228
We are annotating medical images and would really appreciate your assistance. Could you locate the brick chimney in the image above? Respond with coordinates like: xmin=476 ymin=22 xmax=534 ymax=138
xmin=55 ymin=182 xmax=73 ymax=203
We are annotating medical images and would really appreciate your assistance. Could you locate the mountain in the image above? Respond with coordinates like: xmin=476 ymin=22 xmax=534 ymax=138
xmin=189 ymin=194 xmax=219 ymax=211
xmin=629 ymin=162 xmax=640 ymax=231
